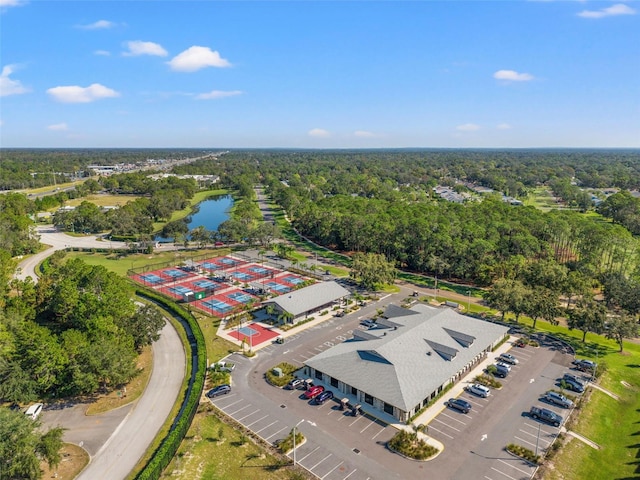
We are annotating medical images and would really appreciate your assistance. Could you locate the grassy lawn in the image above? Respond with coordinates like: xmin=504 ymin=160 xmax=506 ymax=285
xmin=40 ymin=443 xmax=89 ymax=480
xmin=65 ymin=194 xmax=140 ymax=208
xmin=164 ymin=404 xmax=308 ymax=480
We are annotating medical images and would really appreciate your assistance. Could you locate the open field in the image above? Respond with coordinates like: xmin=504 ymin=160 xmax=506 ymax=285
xmin=40 ymin=443 xmax=89 ymax=480
xmin=65 ymin=194 xmax=140 ymax=208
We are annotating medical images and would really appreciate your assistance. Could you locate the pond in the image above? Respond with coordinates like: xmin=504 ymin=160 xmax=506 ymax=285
xmin=156 ymin=194 xmax=233 ymax=242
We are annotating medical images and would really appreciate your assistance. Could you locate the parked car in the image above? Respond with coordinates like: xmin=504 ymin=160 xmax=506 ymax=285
xmin=446 ymin=398 xmax=472 ymax=414
xmin=211 ymin=361 xmax=235 ymax=373
xmin=303 ymin=385 xmax=325 ymax=399
xmin=286 ymin=378 xmax=304 ymax=390
xmin=514 ymin=338 xmax=527 ymax=348
xmin=206 ymin=384 xmax=231 ymax=398
xmin=561 ymin=373 xmax=585 ymax=393
xmin=314 ymin=390 xmax=334 ymax=405
xmin=498 ymin=353 xmax=519 ymax=365
xmin=274 ymin=336 xmax=285 ymax=344
xmin=360 ymin=319 xmax=376 ymax=328
xmin=574 ymin=359 xmax=597 ymax=372
xmin=529 ymin=406 xmax=563 ymax=427
xmin=24 ymin=403 xmax=44 ymax=420
xmin=496 ymin=361 xmax=512 ymax=371
xmin=543 ymin=391 xmax=573 ymax=408
xmin=492 ymin=364 xmax=510 ymax=378
xmin=466 ymin=383 xmax=490 ymax=398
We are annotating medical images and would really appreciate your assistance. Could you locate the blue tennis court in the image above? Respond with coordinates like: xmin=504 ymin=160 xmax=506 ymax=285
xmin=199 ymin=262 xmax=220 ymax=270
xmin=193 ymin=279 xmax=217 ymax=288
xmin=219 ymin=257 xmax=239 ymax=265
xmin=231 ymin=272 xmax=252 ymax=280
xmin=140 ymin=274 xmax=164 ymax=284
xmin=237 ymin=326 xmax=258 ymax=337
xmin=163 ymin=269 xmax=188 ymax=278
xmin=283 ymin=276 xmax=304 ymax=284
xmin=202 ymin=299 xmax=234 ymax=313
xmin=168 ymin=285 xmax=193 ymax=295
xmin=248 ymin=266 xmax=269 ymax=274
xmin=227 ymin=292 xmax=254 ymax=303
xmin=266 ymin=282 xmax=290 ymax=293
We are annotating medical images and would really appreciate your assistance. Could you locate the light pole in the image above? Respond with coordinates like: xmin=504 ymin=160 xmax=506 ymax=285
xmin=467 ymin=290 xmax=471 ymax=313
xmin=534 ymin=421 xmax=541 ymax=458
xmin=292 ymin=419 xmax=304 ymax=466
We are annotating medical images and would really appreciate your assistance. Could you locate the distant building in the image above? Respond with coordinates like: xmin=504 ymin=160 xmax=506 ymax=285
xmin=262 ymin=281 xmax=350 ymax=323
xmin=304 ymin=304 xmax=509 ymax=421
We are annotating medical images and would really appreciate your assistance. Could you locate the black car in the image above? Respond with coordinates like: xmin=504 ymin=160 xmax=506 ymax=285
xmin=206 ymin=384 xmax=231 ymax=398
xmin=314 ymin=390 xmax=334 ymax=405
xmin=561 ymin=373 xmax=585 ymax=392
xmin=446 ymin=398 xmax=472 ymax=414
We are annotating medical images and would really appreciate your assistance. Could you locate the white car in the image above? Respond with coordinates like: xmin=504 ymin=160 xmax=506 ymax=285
xmin=499 ymin=353 xmax=519 ymax=365
xmin=466 ymin=384 xmax=490 ymax=398
xmin=24 ymin=403 xmax=44 ymax=420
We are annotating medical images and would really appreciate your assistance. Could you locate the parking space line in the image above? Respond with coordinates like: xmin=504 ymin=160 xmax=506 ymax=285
xmin=523 ymin=422 xmax=555 ymax=435
xmin=498 ymin=459 xmax=533 ymax=476
xmin=490 ymin=467 xmax=517 ymax=480
xmin=349 ymin=416 xmax=363 ymax=427
xmin=484 ymin=477 xmax=495 ymax=480
xmin=237 ymin=408 xmax=261 ymax=421
xmin=255 ymin=419 xmax=278 ymax=432
xmin=426 ymin=424 xmax=454 ymax=439
xmin=440 ymin=412 xmax=469 ymax=425
xmin=464 ymin=397 xmax=487 ymax=407
xmin=322 ymin=461 xmax=344 ymax=479
xmin=514 ymin=435 xmax=537 ymax=449
xmin=219 ymin=398 xmax=243 ymax=409
xmin=342 ymin=468 xmax=358 ymax=479
xmin=298 ymin=446 xmax=321 ymax=463
xmin=433 ymin=418 xmax=461 ymax=432
xmin=360 ymin=421 xmax=375 ymax=433
xmin=246 ymin=414 xmax=270 ymax=427
xmin=265 ymin=426 xmax=288 ymax=441
xmin=371 ymin=426 xmax=387 ymax=440
xmin=518 ymin=429 xmax=551 ymax=445
xmin=228 ymin=404 xmax=252 ymax=416
xmin=310 ymin=453 xmax=332 ymax=471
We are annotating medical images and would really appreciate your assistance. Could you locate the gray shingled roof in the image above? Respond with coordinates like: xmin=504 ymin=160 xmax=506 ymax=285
xmin=305 ymin=304 xmax=509 ymax=412
xmin=265 ymin=281 xmax=350 ymax=317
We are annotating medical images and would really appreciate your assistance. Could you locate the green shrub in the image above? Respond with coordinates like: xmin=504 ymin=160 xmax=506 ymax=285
xmin=506 ymin=443 xmax=540 ymax=464
xmin=276 ymin=429 xmax=305 ymax=454
xmin=474 ymin=374 xmax=503 ymax=389
xmin=266 ymin=362 xmax=299 ymax=387
xmin=388 ymin=430 xmax=439 ymax=460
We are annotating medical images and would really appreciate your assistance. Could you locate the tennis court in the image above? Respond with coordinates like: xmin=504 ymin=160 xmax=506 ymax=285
xmin=192 ymin=279 xmax=218 ymax=289
xmin=265 ymin=281 xmax=291 ymax=293
xmin=139 ymin=273 xmax=164 ymax=285
xmin=282 ymin=275 xmax=305 ymax=285
xmin=162 ymin=268 xmax=189 ymax=279
xmin=228 ymin=322 xmax=279 ymax=346
xmin=198 ymin=261 xmax=221 ymax=270
xmin=201 ymin=299 xmax=234 ymax=314
xmin=226 ymin=291 xmax=255 ymax=303
xmin=168 ymin=285 xmax=193 ymax=296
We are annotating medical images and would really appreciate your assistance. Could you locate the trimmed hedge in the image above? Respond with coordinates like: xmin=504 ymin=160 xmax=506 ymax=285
xmin=134 ymin=288 xmax=207 ymax=480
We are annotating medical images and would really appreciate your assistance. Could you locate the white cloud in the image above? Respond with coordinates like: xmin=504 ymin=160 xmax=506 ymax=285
xmin=94 ymin=50 xmax=111 ymax=56
xmin=578 ymin=3 xmax=635 ymax=18
xmin=77 ymin=20 xmax=116 ymax=30
xmin=123 ymin=40 xmax=168 ymax=57
xmin=195 ymin=90 xmax=243 ymax=100
xmin=456 ymin=123 xmax=481 ymax=131
xmin=493 ymin=70 xmax=534 ymax=82
xmin=497 ymin=123 xmax=512 ymax=130
xmin=167 ymin=46 xmax=231 ymax=72
xmin=0 ymin=65 xmax=29 ymax=97
xmin=354 ymin=130 xmax=375 ymax=138
xmin=308 ymin=128 xmax=331 ymax=138
xmin=47 ymin=123 xmax=68 ymax=131
xmin=0 ymin=0 xmax=27 ymax=8
xmin=47 ymin=83 xmax=120 ymax=103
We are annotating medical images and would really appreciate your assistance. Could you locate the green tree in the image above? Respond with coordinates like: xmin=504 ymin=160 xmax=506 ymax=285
xmin=568 ymin=298 xmax=607 ymax=342
xmin=122 ymin=304 xmax=165 ymax=351
xmin=350 ymin=252 xmax=397 ymax=290
xmin=605 ymin=313 xmax=639 ymax=352
xmin=0 ymin=408 xmax=65 ymax=480
xmin=527 ymin=287 xmax=561 ymax=329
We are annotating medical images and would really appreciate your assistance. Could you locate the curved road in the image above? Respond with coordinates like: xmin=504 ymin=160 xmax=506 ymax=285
xmin=19 ymin=226 xmax=186 ymax=480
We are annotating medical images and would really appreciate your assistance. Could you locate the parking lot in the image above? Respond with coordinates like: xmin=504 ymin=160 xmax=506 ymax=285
xmin=209 ymin=292 xmax=580 ymax=480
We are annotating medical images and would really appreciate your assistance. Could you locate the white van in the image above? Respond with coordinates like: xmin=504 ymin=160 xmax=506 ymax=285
xmin=467 ymin=384 xmax=490 ymax=398
xmin=24 ymin=403 xmax=43 ymax=420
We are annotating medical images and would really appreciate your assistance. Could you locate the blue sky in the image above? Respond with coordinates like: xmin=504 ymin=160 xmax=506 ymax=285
xmin=1 ymin=1 xmax=639 ymax=148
